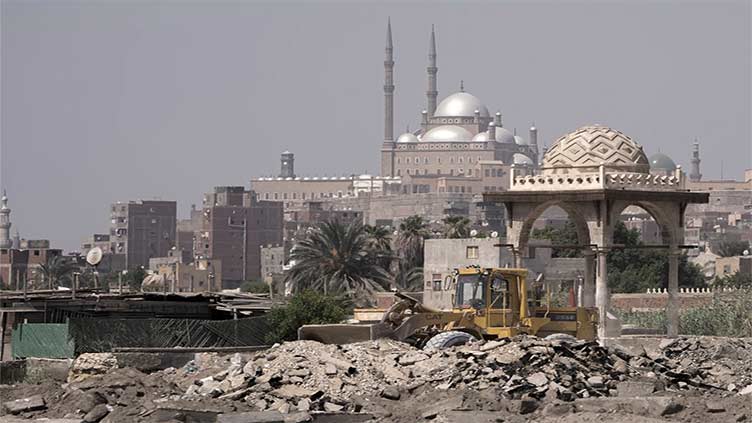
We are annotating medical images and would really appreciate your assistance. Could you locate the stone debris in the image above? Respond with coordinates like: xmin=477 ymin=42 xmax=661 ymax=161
xmin=3 ymin=395 xmax=46 ymax=414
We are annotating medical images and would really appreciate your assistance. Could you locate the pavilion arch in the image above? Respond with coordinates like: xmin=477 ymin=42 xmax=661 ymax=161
xmin=486 ymin=124 xmax=708 ymax=339
xmin=514 ymin=200 xmax=592 ymax=255
xmin=607 ymin=200 xmax=684 ymax=248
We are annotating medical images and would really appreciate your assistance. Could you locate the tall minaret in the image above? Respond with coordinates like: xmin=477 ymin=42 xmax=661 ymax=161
xmin=381 ymin=18 xmax=396 ymax=177
xmin=426 ymin=25 xmax=438 ymax=117
xmin=529 ymin=123 xmax=539 ymax=164
xmin=690 ymin=139 xmax=702 ymax=182
xmin=0 ymin=190 xmax=11 ymax=249
xmin=384 ymin=18 xmax=395 ymax=143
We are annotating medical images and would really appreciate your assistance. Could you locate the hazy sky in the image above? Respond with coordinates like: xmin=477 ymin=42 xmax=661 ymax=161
xmin=1 ymin=0 xmax=750 ymax=251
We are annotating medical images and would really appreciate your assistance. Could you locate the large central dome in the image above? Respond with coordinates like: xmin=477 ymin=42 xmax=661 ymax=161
xmin=542 ymin=125 xmax=649 ymax=173
xmin=434 ymin=92 xmax=490 ymax=118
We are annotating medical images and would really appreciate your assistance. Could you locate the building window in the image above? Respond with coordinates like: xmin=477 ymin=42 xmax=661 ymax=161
xmin=450 ymin=158 xmax=454 ymax=164
xmin=459 ymin=157 xmax=463 ymax=163
xmin=424 ymin=157 xmax=429 ymax=164
xmin=467 ymin=169 xmax=472 ymax=176
xmin=283 ymin=193 xmax=288 ymax=200
xmin=397 ymin=158 xmax=401 ymax=164
xmin=414 ymin=156 xmax=419 ymax=163
xmin=437 ymin=158 xmax=441 ymax=164
xmin=292 ymin=193 xmax=297 ymax=199
xmin=437 ymin=169 xmax=441 ymax=175
xmin=406 ymin=158 xmax=411 ymax=164
xmin=485 ymin=169 xmax=490 ymax=177
xmin=302 ymin=193 xmax=306 ymax=199
xmin=274 ymin=193 xmax=279 ymax=200
xmin=264 ymin=193 xmax=269 ymax=200
xmin=34 ymin=250 xmax=40 ymax=256
xmin=466 ymin=246 xmax=479 ymax=259
xmin=396 ymin=169 xmax=401 ymax=176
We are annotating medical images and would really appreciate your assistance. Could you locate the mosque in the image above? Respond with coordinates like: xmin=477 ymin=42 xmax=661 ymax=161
xmin=251 ymin=21 xmax=539 ymax=202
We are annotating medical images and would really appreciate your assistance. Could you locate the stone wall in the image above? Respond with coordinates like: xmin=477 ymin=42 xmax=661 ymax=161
xmin=610 ymin=287 xmax=741 ymax=311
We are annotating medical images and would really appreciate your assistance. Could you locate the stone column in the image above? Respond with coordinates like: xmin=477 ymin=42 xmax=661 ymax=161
xmin=666 ymin=249 xmax=680 ymax=337
xmin=583 ymin=249 xmax=596 ymax=307
xmin=595 ymin=248 xmax=609 ymax=339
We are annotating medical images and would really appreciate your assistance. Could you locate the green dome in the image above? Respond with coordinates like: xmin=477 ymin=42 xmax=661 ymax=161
xmin=649 ymin=153 xmax=677 ymax=171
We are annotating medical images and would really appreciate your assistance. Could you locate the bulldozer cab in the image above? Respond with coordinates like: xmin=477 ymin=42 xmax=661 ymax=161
xmin=451 ymin=267 xmax=530 ymax=337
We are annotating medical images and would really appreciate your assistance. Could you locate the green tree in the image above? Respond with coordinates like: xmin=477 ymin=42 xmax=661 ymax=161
xmin=265 ymin=290 xmax=348 ymax=344
xmin=286 ymin=221 xmax=391 ymax=302
xmin=531 ymin=221 xmax=581 ymax=258
xmin=364 ymin=224 xmax=394 ymax=270
xmin=716 ymin=240 xmax=750 ymax=257
xmin=392 ymin=266 xmax=424 ymax=292
xmin=442 ymin=215 xmax=471 ymax=239
xmin=126 ymin=267 xmax=147 ymax=291
xmin=35 ymin=255 xmax=77 ymax=289
xmin=396 ymin=215 xmax=431 ymax=270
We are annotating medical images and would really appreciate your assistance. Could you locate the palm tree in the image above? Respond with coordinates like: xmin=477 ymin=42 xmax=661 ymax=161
xmin=286 ymin=221 xmax=391 ymax=302
xmin=396 ymin=215 xmax=431 ymax=270
xmin=392 ymin=266 xmax=424 ymax=292
xmin=442 ymin=215 xmax=471 ymax=239
xmin=364 ymin=224 xmax=394 ymax=270
xmin=35 ymin=255 xmax=77 ymax=289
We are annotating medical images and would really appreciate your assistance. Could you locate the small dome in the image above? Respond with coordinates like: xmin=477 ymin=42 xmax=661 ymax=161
xmin=472 ymin=131 xmax=491 ymax=142
xmin=396 ymin=132 xmax=419 ymax=143
xmin=542 ymin=124 xmax=649 ymax=173
xmin=649 ymin=153 xmax=677 ymax=171
xmin=495 ymin=127 xmax=515 ymax=144
xmin=514 ymin=135 xmax=528 ymax=145
xmin=422 ymin=125 xmax=473 ymax=142
xmin=513 ymin=153 xmax=534 ymax=165
xmin=434 ymin=92 xmax=490 ymax=118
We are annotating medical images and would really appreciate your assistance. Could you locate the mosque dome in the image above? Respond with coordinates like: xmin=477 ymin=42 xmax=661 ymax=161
xmin=495 ymin=127 xmax=515 ymax=144
xmin=396 ymin=132 xmax=419 ymax=143
xmin=514 ymin=134 xmax=528 ymax=145
xmin=434 ymin=92 xmax=490 ymax=118
xmin=542 ymin=124 xmax=649 ymax=173
xmin=649 ymin=153 xmax=677 ymax=171
xmin=513 ymin=153 xmax=534 ymax=165
xmin=422 ymin=125 xmax=473 ymax=142
xmin=472 ymin=132 xmax=491 ymax=142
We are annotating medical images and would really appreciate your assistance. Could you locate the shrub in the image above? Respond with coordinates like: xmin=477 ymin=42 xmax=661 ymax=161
xmin=241 ymin=280 xmax=269 ymax=294
xmin=264 ymin=290 xmax=348 ymax=344
xmin=616 ymin=289 xmax=752 ymax=337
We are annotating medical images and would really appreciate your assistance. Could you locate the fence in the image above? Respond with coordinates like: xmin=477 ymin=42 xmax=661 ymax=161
xmin=12 ymin=317 xmax=270 ymax=358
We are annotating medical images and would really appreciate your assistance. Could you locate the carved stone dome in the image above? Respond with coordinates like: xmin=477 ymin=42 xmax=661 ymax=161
xmin=542 ymin=125 xmax=649 ymax=173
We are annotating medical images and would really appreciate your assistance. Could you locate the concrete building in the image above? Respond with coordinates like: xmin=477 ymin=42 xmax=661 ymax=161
xmin=715 ymin=255 xmax=752 ymax=278
xmin=80 ymin=234 xmax=112 ymax=255
xmin=109 ymin=200 xmax=177 ymax=270
xmin=176 ymin=205 xmax=203 ymax=259
xmin=193 ymin=187 xmax=283 ymax=288
xmin=154 ymin=258 xmax=222 ymax=293
xmin=260 ymin=244 xmax=286 ymax=279
xmin=1 ymin=239 xmax=63 ymax=290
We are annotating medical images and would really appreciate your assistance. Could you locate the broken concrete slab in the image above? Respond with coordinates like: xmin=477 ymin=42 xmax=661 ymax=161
xmin=3 ymin=394 xmax=46 ymax=414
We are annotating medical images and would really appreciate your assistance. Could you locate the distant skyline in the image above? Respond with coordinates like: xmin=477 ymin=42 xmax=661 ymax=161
xmin=1 ymin=0 xmax=750 ymax=251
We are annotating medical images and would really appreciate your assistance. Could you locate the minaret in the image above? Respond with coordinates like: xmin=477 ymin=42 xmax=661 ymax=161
xmin=381 ymin=19 xmax=396 ymax=177
xmin=529 ymin=123 xmax=539 ymax=164
xmin=384 ymin=18 xmax=395 ymax=143
xmin=690 ymin=139 xmax=702 ymax=182
xmin=426 ymin=25 xmax=438 ymax=117
xmin=280 ymin=151 xmax=295 ymax=178
xmin=0 ymin=191 xmax=11 ymax=249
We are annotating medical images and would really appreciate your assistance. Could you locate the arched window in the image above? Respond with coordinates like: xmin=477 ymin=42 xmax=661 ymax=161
xmin=283 ymin=193 xmax=287 ymax=200
xmin=292 ymin=193 xmax=297 ymax=199
xmin=406 ymin=158 xmax=411 ymax=164
xmin=274 ymin=193 xmax=279 ymax=200
xmin=424 ymin=157 xmax=429 ymax=164
xmin=264 ymin=193 xmax=269 ymax=200
xmin=459 ymin=157 xmax=464 ymax=164
xmin=467 ymin=169 xmax=473 ymax=176
xmin=397 ymin=169 xmax=402 ymax=176
xmin=397 ymin=158 xmax=401 ymax=164
xmin=302 ymin=193 xmax=307 ymax=200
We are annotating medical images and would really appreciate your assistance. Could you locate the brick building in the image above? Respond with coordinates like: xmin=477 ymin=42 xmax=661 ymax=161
xmin=193 ymin=187 xmax=283 ymax=288
xmin=109 ymin=200 xmax=177 ymax=270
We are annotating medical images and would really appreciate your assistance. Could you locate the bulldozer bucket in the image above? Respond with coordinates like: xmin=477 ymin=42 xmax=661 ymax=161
xmin=298 ymin=323 xmax=395 ymax=344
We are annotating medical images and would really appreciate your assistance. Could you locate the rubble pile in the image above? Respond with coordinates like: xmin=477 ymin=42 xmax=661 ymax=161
xmin=651 ymin=337 xmax=752 ymax=392
xmin=175 ymin=335 xmax=752 ymax=414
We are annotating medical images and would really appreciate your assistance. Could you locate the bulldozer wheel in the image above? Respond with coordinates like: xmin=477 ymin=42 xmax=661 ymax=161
xmin=424 ymin=331 xmax=477 ymax=350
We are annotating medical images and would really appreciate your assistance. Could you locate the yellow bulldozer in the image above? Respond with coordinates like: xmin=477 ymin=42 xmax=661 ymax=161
xmin=298 ymin=266 xmax=598 ymax=348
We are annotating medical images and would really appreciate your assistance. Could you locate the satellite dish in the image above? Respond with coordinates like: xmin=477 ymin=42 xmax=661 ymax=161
xmin=470 ymin=229 xmax=478 ymax=237
xmin=491 ymin=231 xmax=499 ymax=238
xmin=86 ymin=247 xmax=103 ymax=266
